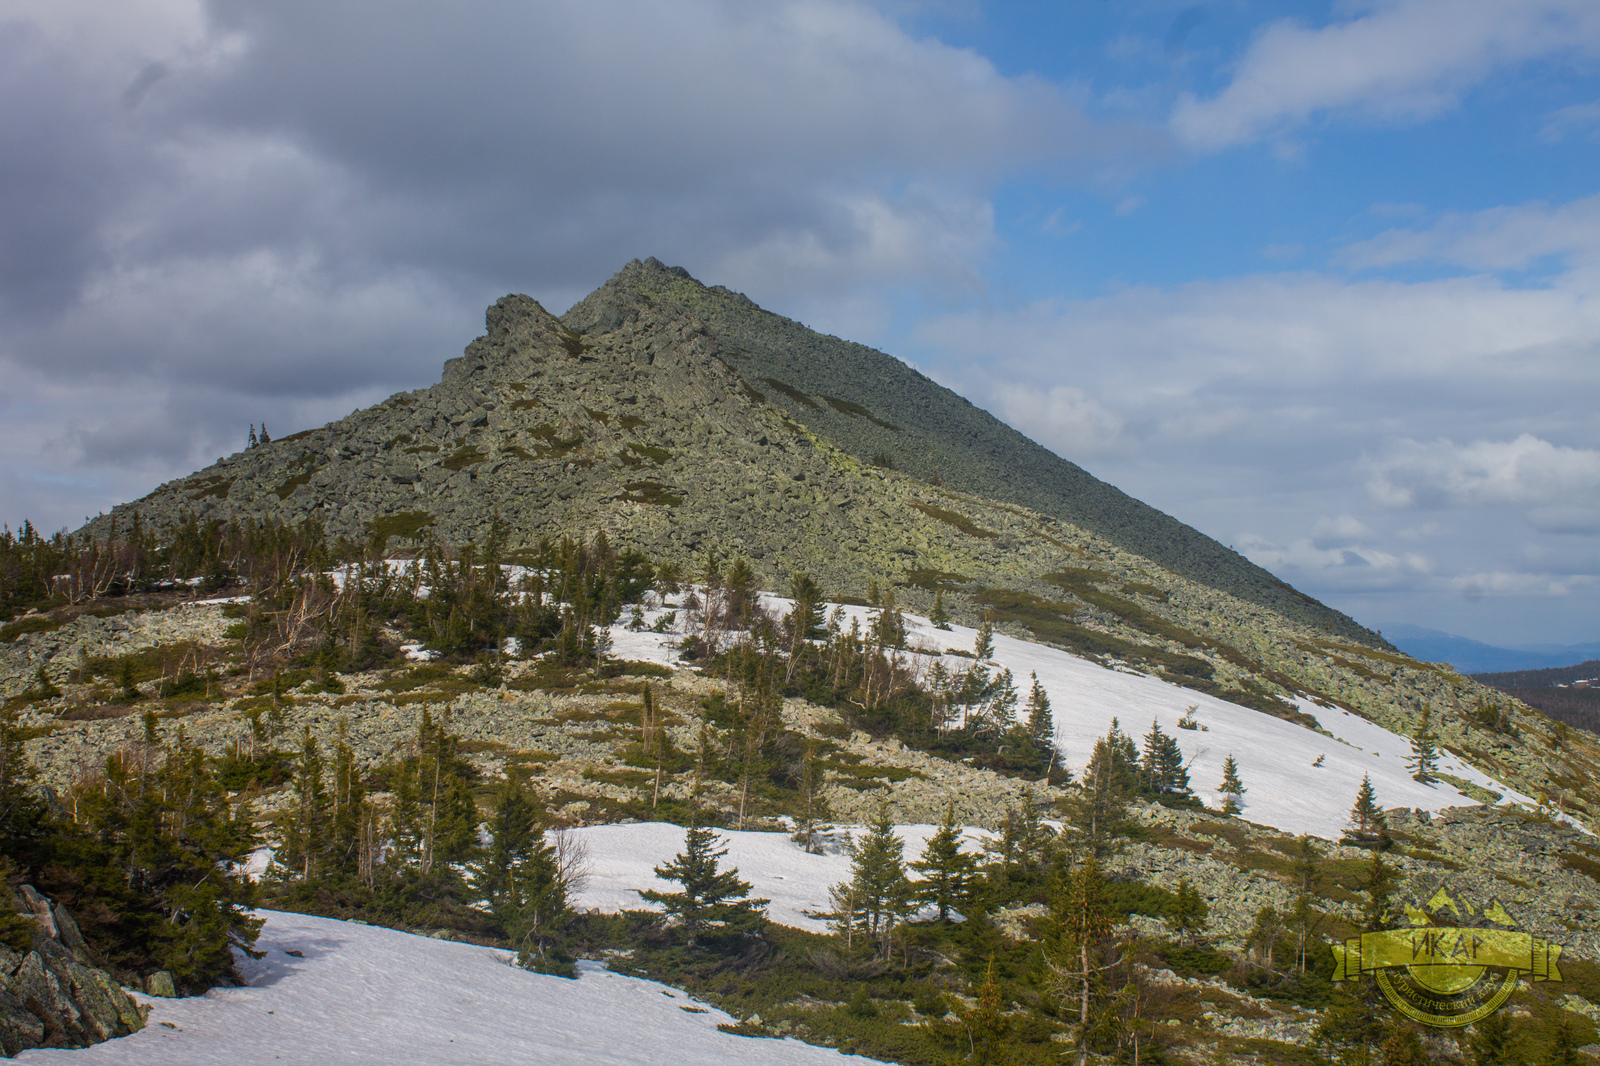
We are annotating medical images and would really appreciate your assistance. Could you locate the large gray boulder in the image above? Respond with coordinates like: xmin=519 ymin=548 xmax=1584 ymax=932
xmin=0 ymin=888 xmax=145 ymax=1057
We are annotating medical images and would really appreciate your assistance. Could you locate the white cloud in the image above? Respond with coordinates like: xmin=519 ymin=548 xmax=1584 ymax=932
xmin=987 ymin=383 xmax=1124 ymax=457
xmin=1368 ymin=435 xmax=1600 ymax=509
xmin=1172 ymin=0 xmax=1600 ymax=150
xmin=1451 ymin=570 xmax=1598 ymax=599
xmin=1541 ymin=100 xmax=1600 ymax=142
xmin=1340 ymin=193 xmax=1600 ymax=272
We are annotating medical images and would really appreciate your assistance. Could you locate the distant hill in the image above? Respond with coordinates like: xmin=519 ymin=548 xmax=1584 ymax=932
xmin=1472 ymin=658 xmax=1600 ymax=736
xmin=1383 ymin=623 xmax=1600 ymax=674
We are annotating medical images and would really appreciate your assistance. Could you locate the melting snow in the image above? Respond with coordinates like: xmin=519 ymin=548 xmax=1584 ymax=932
xmin=16 ymin=909 xmax=886 ymax=1065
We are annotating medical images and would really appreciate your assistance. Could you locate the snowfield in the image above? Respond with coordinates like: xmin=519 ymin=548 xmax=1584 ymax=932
xmin=609 ymin=598 xmax=1540 ymax=840
xmin=570 ymin=821 xmax=992 ymax=933
xmin=16 ymin=909 xmax=886 ymax=1066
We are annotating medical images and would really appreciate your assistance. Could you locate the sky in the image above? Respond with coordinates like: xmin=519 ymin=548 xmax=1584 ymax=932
xmin=2 ymin=0 xmax=1598 ymax=648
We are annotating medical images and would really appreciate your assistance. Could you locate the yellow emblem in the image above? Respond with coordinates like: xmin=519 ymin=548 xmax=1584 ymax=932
xmin=1331 ymin=888 xmax=1561 ymax=1027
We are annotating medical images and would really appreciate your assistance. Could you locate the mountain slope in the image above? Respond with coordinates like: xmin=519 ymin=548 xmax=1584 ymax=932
xmin=563 ymin=259 xmax=1376 ymax=645
xmin=74 ymin=269 xmax=1598 ymax=817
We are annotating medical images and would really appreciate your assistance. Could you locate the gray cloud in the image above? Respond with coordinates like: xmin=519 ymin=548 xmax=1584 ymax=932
xmin=0 ymin=0 xmax=1145 ymax=532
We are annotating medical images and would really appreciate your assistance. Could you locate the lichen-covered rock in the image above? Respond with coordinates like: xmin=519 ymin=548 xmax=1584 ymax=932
xmin=0 ymin=889 xmax=144 ymax=1056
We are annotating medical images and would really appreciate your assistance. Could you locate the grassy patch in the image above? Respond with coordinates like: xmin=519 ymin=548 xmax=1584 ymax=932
xmin=1 ymin=616 xmax=61 ymax=643
xmin=760 ymin=378 xmax=821 ymax=410
xmin=621 ymin=443 xmax=674 ymax=467
xmin=187 ymin=474 xmax=235 ymax=501
xmin=508 ymin=397 xmax=542 ymax=411
xmin=622 ymin=481 xmax=684 ymax=507
xmin=900 ymin=569 xmax=968 ymax=592
xmin=910 ymin=502 xmax=997 ymax=539
xmin=442 ymin=445 xmax=489 ymax=471
xmin=367 ymin=511 xmax=434 ymax=544
xmin=527 ymin=425 xmax=585 ymax=457
xmin=821 ymin=396 xmax=900 ymax=431
xmin=272 ymin=456 xmax=320 ymax=499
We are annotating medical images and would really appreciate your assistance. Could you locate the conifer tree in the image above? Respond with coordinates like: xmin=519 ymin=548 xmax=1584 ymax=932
xmin=929 ymin=589 xmax=951 ymax=630
xmin=1166 ymin=876 xmax=1208 ymax=945
xmin=833 ymin=803 xmax=913 ymax=956
xmin=1359 ymin=850 xmax=1399 ymax=932
xmin=482 ymin=778 xmax=571 ymax=971
xmin=1381 ymin=1022 xmax=1429 ymax=1066
xmin=1025 ymin=672 xmax=1054 ymax=753
xmin=973 ymin=618 xmax=994 ymax=661
xmin=0 ymin=707 xmax=42 ymax=854
xmin=1467 ymin=1008 xmax=1516 ymax=1066
xmin=792 ymin=738 xmax=831 ymax=854
xmin=990 ymin=667 xmax=1018 ymax=731
xmin=1067 ymin=726 xmax=1136 ymax=859
xmin=1290 ymin=835 xmax=1322 ymax=974
xmin=1217 ymin=754 xmax=1246 ymax=815
xmin=1408 ymin=706 xmax=1440 ymax=784
xmin=639 ymin=824 xmax=767 ymax=947
xmin=1345 ymin=773 xmax=1387 ymax=846
xmin=1140 ymin=719 xmax=1190 ymax=799
xmin=281 ymin=726 xmax=330 ymax=880
xmin=1549 ymin=1015 xmax=1585 ymax=1066
xmin=1046 ymin=856 xmax=1115 ymax=1066
xmin=911 ymin=803 xmax=977 ymax=923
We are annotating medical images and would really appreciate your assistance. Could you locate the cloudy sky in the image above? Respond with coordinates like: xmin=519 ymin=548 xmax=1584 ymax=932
xmin=3 ymin=0 xmax=1598 ymax=647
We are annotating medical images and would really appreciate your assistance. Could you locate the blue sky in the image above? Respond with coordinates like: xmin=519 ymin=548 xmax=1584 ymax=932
xmin=3 ymin=0 xmax=1599 ymax=646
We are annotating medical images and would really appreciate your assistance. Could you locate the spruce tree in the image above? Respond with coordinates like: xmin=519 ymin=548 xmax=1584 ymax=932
xmin=990 ymin=668 xmax=1018 ymax=731
xmin=1381 ymin=1021 xmax=1429 ymax=1066
xmin=911 ymin=803 xmax=977 ymax=923
xmin=1067 ymin=726 xmax=1136 ymax=859
xmin=929 ymin=589 xmax=951 ymax=630
xmin=1025 ymin=672 xmax=1054 ymax=751
xmin=1359 ymin=849 xmax=1399 ymax=932
xmin=0 ymin=707 xmax=42 ymax=855
xmin=1140 ymin=719 xmax=1189 ymax=798
xmin=1217 ymin=754 xmax=1246 ymax=815
xmin=1467 ymin=1008 xmax=1516 ymax=1066
xmin=639 ymin=824 xmax=767 ymax=946
xmin=1345 ymin=774 xmax=1387 ymax=845
xmin=1046 ymin=857 xmax=1115 ymax=1066
xmin=281 ymin=726 xmax=330 ymax=880
xmin=1166 ymin=876 xmax=1209 ymax=945
xmin=833 ymin=803 xmax=913 ymax=956
xmin=1408 ymin=707 xmax=1440 ymax=784
xmin=973 ymin=618 xmax=994 ymax=661
xmin=1549 ymin=1015 xmax=1585 ymax=1066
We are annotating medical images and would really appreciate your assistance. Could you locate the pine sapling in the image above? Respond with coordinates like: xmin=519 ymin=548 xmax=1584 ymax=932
xmin=1217 ymin=753 xmax=1246 ymax=815
xmin=1408 ymin=707 xmax=1440 ymax=784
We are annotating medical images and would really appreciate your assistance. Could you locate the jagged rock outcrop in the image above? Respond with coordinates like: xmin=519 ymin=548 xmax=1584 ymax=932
xmin=0 ymin=887 xmax=145 ymax=1057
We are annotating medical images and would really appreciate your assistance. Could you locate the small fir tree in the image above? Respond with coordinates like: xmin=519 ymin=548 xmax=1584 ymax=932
xmin=1046 ymin=857 xmax=1115 ymax=1066
xmin=638 ymin=824 xmax=767 ymax=947
xmin=1217 ymin=754 xmax=1246 ymax=815
xmin=1345 ymin=773 xmax=1388 ymax=845
xmin=1359 ymin=849 xmax=1399 ymax=932
xmin=833 ymin=804 xmax=913 ymax=956
xmin=1166 ymin=876 xmax=1209 ymax=945
xmin=1408 ymin=706 xmax=1441 ymax=784
xmin=1381 ymin=1021 xmax=1430 ymax=1066
xmin=911 ymin=803 xmax=977 ymax=923
xmin=1025 ymin=671 xmax=1054 ymax=752
xmin=929 ymin=589 xmax=951 ymax=630
xmin=1467 ymin=1008 xmax=1516 ymax=1066
xmin=973 ymin=618 xmax=994 ymax=661
xmin=1140 ymin=719 xmax=1190 ymax=799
